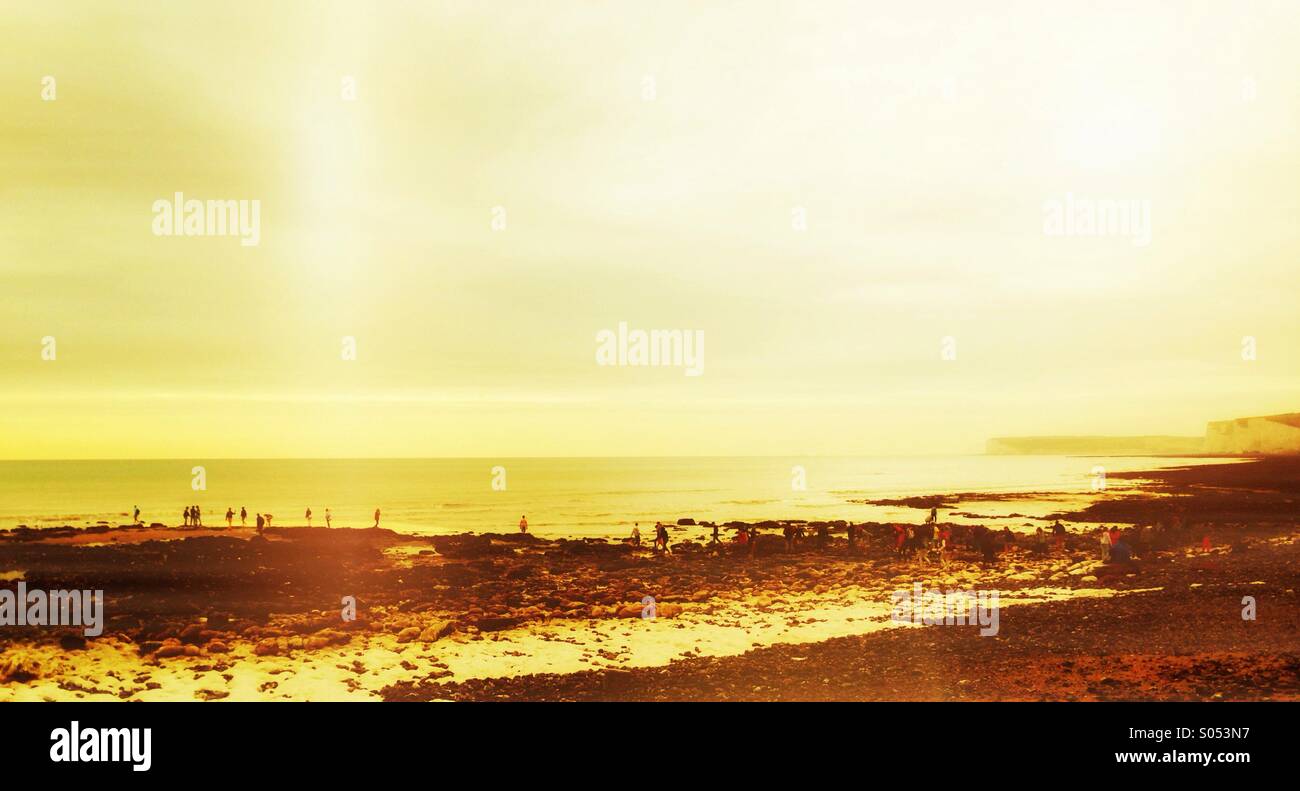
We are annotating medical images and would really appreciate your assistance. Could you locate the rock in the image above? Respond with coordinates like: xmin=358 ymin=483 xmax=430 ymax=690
xmin=58 ymin=632 xmax=88 ymax=651
xmin=155 ymin=640 xmax=186 ymax=658
xmin=0 ymin=653 xmax=41 ymax=683
xmin=206 ymin=640 xmax=230 ymax=654
xmin=253 ymin=638 xmax=282 ymax=656
xmin=418 ymin=620 xmax=455 ymax=643
xmin=396 ymin=626 xmax=422 ymax=644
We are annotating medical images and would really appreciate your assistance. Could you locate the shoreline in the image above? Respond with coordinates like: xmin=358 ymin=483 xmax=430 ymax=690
xmin=2 ymin=456 xmax=1297 ymax=701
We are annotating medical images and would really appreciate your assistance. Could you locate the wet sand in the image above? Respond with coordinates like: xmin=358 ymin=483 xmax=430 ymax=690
xmin=2 ymin=457 xmax=1298 ymax=701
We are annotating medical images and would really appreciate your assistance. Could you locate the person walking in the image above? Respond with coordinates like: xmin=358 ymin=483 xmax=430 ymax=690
xmin=518 ymin=514 xmax=528 ymax=534
xmin=240 ymin=506 xmax=247 ymax=527
xmin=225 ymin=507 xmax=234 ymax=527
xmin=325 ymin=507 xmax=332 ymax=528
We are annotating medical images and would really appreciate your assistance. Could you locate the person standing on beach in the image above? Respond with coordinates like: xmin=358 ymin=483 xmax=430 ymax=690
xmin=240 ymin=506 xmax=247 ymax=527
xmin=655 ymin=522 xmax=671 ymax=554
xmin=182 ymin=506 xmax=190 ymax=527
xmin=194 ymin=505 xmax=202 ymax=527
xmin=133 ymin=505 xmax=141 ymax=525
xmin=518 ymin=514 xmax=527 ymax=534
xmin=631 ymin=523 xmax=641 ymax=546
xmin=305 ymin=507 xmax=312 ymax=527
xmin=1098 ymin=527 xmax=1111 ymax=560
xmin=225 ymin=507 xmax=234 ymax=527
xmin=1052 ymin=520 xmax=1066 ymax=553
xmin=325 ymin=508 xmax=332 ymax=528
xmin=255 ymin=513 xmax=265 ymax=535
xmin=374 ymin=508 xmax=382 ymax=528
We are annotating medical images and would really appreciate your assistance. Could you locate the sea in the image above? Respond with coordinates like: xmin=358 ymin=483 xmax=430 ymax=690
xmin=0 ymin=456 xmax=1232 ymax=537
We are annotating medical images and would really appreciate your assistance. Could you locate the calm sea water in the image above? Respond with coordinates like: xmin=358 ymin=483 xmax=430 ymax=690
xmin=0 ymin=456 xmax=1230 ymax=537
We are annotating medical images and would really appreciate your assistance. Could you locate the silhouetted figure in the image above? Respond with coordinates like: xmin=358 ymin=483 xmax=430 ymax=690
xmin=239 ymin=506 xmax=247 ymax=527
xmin=133 ymin=505 xmax=140 ymax=524
xmin=225 ymin=507 xmax=234 ymax=527
xmin=255 ymin=513 xmax=265 ymax=535
xmin=517 ymin=514 xmax=526 ymax=533
xmin=630 ymin=523 xmax=641 ymax=546
xmin=374 ymin=508 xmax=382 ymax=528
xmin=325 ymin=508 xmax=332 ymax=528
xmin=305 ymin=507 xmax=312 ymax=527
xmin=1052 ymin=520 xmax=1066 ymax=552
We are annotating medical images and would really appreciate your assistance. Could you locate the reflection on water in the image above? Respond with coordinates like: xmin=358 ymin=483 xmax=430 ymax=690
xmin=0 ymin=456 xmax=1234 ymax=537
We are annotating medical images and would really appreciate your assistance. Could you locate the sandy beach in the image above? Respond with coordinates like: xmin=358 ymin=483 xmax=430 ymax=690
xmin=2 ymin=457 xmax=1297 ymax=702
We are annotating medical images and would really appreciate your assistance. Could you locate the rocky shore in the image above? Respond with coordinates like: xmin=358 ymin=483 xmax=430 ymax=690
xmin=2 ymin=457 xmax=1297 ymax=701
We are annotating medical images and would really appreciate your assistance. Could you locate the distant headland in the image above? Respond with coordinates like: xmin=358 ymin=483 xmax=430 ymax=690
xmin=988 ymin=412 xmax=1300 ymax=456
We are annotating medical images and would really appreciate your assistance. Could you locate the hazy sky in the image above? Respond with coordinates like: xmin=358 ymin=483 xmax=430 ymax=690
xmin=2 ymin=0 xmax=1298 ymax=459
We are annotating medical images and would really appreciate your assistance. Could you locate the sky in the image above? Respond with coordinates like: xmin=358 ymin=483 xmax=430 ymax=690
xmin=2 ymin=0 xmax=1299 ymax=459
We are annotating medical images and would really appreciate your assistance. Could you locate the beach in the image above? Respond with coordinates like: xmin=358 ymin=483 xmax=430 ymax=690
xmin=1 ymin=457 xmax=1297 ymax=701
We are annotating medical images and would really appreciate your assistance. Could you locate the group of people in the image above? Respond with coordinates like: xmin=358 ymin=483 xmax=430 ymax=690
xmin=155 ymin=504 xmax=387 ymax=533
xmin=181 ymin=505 xmax=205 ymax=527
xmin=626 ymin=521 xmax=673 ymax=552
